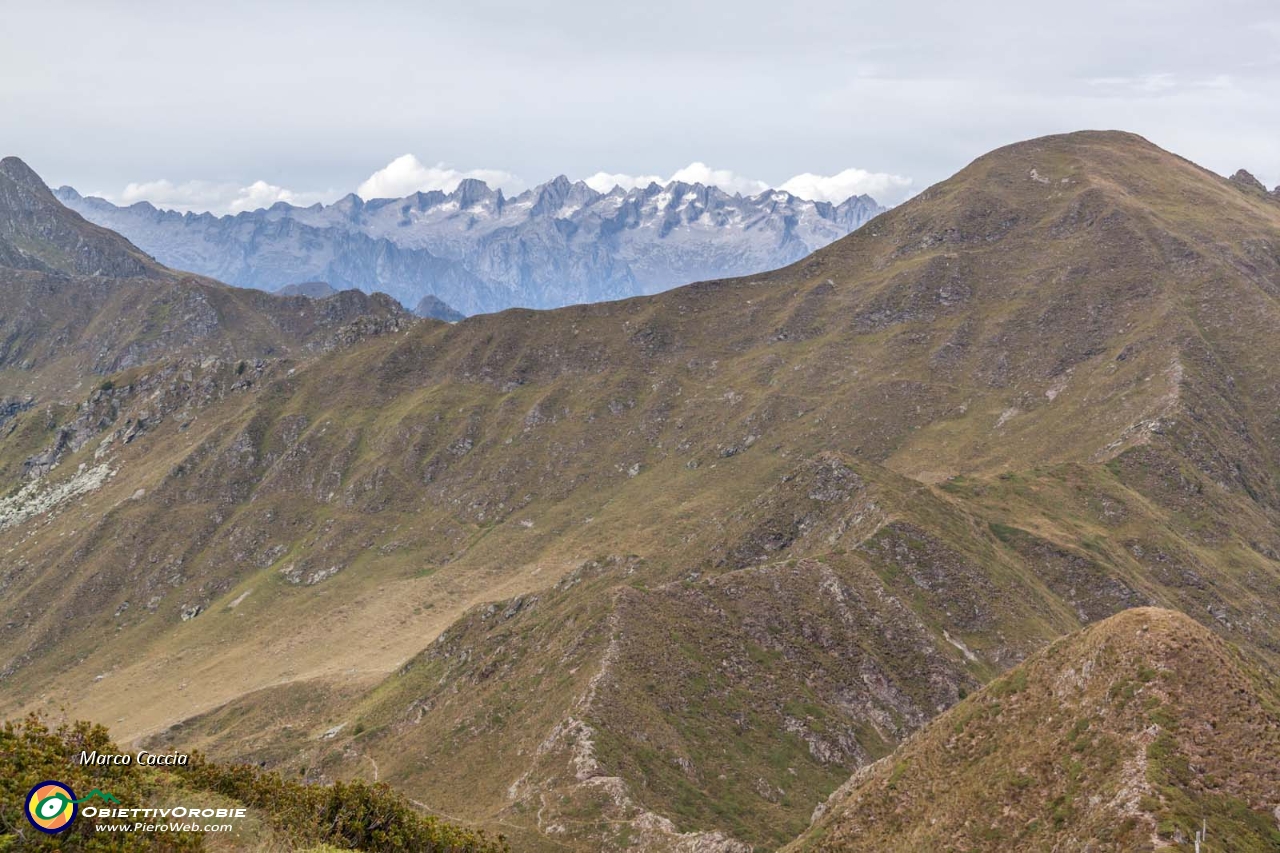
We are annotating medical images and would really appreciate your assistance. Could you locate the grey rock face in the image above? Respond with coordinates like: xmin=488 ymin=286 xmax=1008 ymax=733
xmin=0 ymin=158 xmax=155 ymax=278
xmin=413 ymin=294 xmax=465 ymax=322
xmin=56 ymin=177 xmax=884 ymax=315
xmin=0 ymin=396 xmax=34 ymax=431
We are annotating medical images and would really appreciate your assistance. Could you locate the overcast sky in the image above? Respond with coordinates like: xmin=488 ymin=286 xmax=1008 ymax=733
xmin=3 ymin=0 xmax=1277 ymax=213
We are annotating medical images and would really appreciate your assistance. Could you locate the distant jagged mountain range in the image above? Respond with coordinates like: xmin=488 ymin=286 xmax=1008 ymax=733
xmin=55 ymin=178 xmax=884 ymax=315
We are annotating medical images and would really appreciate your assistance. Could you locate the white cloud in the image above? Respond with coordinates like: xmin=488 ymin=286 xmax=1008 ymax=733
xmin=356 ymin=154 xmax=525 ymax=199
xmin=669 ymin=163 xmax=769 ymax=195
xmin=779 ymin=169 xmax=915 ymax=205
xmin=582 ymin=163 xmax=914 ymax=205
xmin=229 ymin=180 xmax=303 ymax=213
xmin=583 ymin=171 xmax=664 ymax=193
xmin=585 ymin=163 xmax=767 ymax=196
xmin=111 ymin=178 xmax=332 ymax=214
xmin=118 ymin=179 xmax=230 ymax=211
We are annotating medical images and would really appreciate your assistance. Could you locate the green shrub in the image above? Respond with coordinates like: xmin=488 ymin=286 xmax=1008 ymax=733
xmin=0 ymin=714 xmax=201 ymax=851
xmin=0 ymin=715 xmax=506 ymax=853
xmin=183 ymin=756 xmax=507 ymax=852
xmin=988 ymin=521 xmax=1021 ymax=543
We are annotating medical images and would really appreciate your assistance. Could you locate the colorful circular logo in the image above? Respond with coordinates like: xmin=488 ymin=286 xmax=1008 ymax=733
xmin=25 ymin=781 xmax=77 ymax=834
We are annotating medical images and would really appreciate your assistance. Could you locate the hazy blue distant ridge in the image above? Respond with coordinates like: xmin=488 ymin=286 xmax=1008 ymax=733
xmin=55 ymin=179 xmax=882 ymax=315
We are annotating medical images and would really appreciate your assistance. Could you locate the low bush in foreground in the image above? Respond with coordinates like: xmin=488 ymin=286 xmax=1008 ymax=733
xmin=0 ymin=715 xmax=506 ymax=852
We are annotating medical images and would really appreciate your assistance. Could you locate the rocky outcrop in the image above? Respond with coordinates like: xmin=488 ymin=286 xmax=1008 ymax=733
xmin=19 ymin=358 xmax=275 ymax=479
xmin=413 ymin=294 xmax=465 ymax=322
xmin=1229 ymin=168 xmax=1268 ymax=193
xmin=0 ymin=395 xmax=33 ymax=432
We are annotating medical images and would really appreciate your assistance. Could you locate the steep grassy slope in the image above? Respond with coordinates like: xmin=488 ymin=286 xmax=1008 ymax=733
xmin=787 ymin=608 xmax=1280 ymax=852
xmin=150 ymin=453 xmax=1280 ymax=849
xmin=4 ymin=132 xmax=1280 ymax=849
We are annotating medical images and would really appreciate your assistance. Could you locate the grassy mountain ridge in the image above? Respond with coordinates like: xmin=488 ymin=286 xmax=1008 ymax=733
xmin=0 ymin=269 xmax=412 ymax=396
xmin=787 ymin=607 xmax=1280 ymax=851
xmin=3 ymin=131 xmax=1280 ymax=849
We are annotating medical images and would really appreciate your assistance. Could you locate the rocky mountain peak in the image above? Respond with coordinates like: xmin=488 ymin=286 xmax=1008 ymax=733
xmin=0 ymin=156 xmax=63 ymax=216
xmin=408 ymin=189 xmax=448 ymax=211
xmin=1230 ymin=168 xmax=1268 ymax=193
xmin=0 ymin=156 xmax=48 ymax=194
xmin=528 ymin=174 xmax=578 ymax=215
xmin=332 ymin=192 xmax=365 ymax=219
xmin=454 ymin=177 xmax=497 ymax=208
xmin=412 ymin=293 xmax=465 ymax=322
xmin=0 ymin=154 xmax=157 ymax=278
